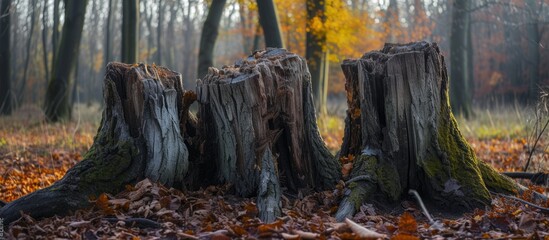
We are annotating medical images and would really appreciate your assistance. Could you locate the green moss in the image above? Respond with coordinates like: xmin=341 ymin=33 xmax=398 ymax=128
xmin=346 ymin=155 xmax=402 ymax=209
xmin=436 ymin=107 xmax=491 ymax=205
xmin=375 ymin=162 xmax=401 ymax=201
xmin=478 ymin=161 xmax=516 ymax=194
xmin=422 ymin=153 xmax=443 ymax=178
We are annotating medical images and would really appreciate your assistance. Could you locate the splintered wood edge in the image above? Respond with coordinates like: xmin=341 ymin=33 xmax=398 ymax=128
xmin=105 ymin=62 xmax=183 ymax=90
xmin=201 ymin=48 xmax=298 ymax=85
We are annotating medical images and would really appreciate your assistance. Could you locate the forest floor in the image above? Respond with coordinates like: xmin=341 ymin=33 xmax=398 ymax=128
xmin=0 ymin=104 xmax=548 ymax=239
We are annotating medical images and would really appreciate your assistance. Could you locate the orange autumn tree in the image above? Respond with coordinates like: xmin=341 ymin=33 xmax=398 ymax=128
xmin=275 ymin=0 xmax=385 ymax=111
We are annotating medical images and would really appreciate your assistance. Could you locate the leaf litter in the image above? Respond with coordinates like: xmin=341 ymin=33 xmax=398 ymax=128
xmin=0 ymin=117 xmax=548 ymax=239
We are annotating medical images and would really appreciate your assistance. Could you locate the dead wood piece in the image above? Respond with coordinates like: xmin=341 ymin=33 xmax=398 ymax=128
xmin=0 ymin=63 xmax=192 ymax=225
xmin=195 ymin=48 xmax=341 ymax=222
xmin=336 ymin=42 xmax=518 ymax=221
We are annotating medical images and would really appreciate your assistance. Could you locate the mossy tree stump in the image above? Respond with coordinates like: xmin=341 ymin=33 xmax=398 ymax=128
xmin=335 ymin=42 xmax=518 ymax=221
xmin=0 ymin=63 xmax=193 ymax=224
xmin=195 ymin=48 xmax=341 ymax=222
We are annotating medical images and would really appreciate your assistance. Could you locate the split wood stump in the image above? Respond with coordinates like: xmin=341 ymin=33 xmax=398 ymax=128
xmin=0 ymin=63 xmax=195 ymax=224
xmin=335 ymin=42 xmax=518 ymax=221
xmin=195 ymin=48 xmax=341 ymax=222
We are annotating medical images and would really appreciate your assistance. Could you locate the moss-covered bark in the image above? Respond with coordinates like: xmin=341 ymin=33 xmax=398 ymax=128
xmin=337 ymin=42 xmax=518 ymax=220
xmin=0 ymin=63 xmax=191 ymax=225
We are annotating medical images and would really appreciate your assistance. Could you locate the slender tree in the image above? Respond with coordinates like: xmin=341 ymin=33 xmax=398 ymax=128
xmin=156 ymin=0 xmax=163 ymax=64
xmin=449 ymin=0 xmax=472 ymax=118
xmin=44 ymin=0 xmax=89 ymax=122
xmin=52 ymin=0 xmax=60 ymax=63
xmin=256 ymin=0 xmax=284 ymax=48
xmin=181 ymin=0 xmax=196 ymax=83
xmin=41 ymin=0 xmax=49 ymax=82
xmin=104 ymin=0 xmax=113 ymax=66
xmin=166 ymin=1 xmax=178 ymax=68
xmin=0 ymin=0 xmax=12 ymax=115
xmin=526 ymin=0 xmax=540 ymax=102
xmin=197 ymin=0 xmax=226 ymax=79
xmin=121 ymin=0 xmax=139 ymax=63
xmin=18 ymin=0 xmax=38 ymax=104
xmin=143 ymin=0 xmax=153 ymax=62
xmin=306 ymin=0 xmax=328 ymax=114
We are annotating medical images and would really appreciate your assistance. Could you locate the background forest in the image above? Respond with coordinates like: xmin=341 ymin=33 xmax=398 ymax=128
xmin=0 ymin=0 xmax=548 ymax=116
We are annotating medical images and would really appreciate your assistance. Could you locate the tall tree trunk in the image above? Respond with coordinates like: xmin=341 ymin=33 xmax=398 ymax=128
xmin=52 ymin=0 xmax=60 ymax=65
xmin=306 ymin=0 xmax=329 ymax=114
xmin=181 ymin=0 xmax=196 ymax=86
xmin=197 ymin=0 xmax=226 ymax=79
xmin=0 ymin=0 xmax=12 ymax=115
xmin=195 ymin=48 xmax=340 ymax=222
xmin=1 ymin=63 xmax=192 ymax=225
xmin=44 ymin=0 xmax=88 ymax=122
xmin=449 ymin=0 xmax=472 ymax=118
xmin=156 ymin=0 xmax=163 ymax=65
xmin=142 ymin=0 xmax=152 ymax=61
xmin=467 ymin=17 xmax=474 ymax=103
xmin=166 ymin=2 xmax=177 ymax=68
xmin=104 ymin=0 xmax=113 ymax=66
xmin=121 ymin=0 xmax=139 ymax=64
xmin=18 ymin=0 xmax=37 ymax=104
xmin=71 ymin=55 xmax=79 ymax=107
xmin=335 ymin=42 xmax=518 ymax=221
xmin=256 ymin=0 xmax=284 ymax=48
xmin=41 ymin=0 xmax=50 ymax=83
xmin=526 ymin=0 xmax=540 ymax=103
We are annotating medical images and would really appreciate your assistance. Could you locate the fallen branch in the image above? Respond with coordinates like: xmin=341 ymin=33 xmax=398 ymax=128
xmin=503 ymin=172 xmax=548 ymax=185
xmin=103 ymin=217 xmax=162 ymax=229
xmin=344 ymin=218 xmax=386 ymax=239
xmin=490 ymin=191 xmax=549 ymax=213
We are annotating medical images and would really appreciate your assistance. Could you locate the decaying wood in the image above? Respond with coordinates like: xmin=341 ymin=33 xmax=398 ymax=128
xmin=0 ymin=63 xmax=191 ymax=224
xmin=336 ymin=42 xmax=518 ymax=221
xmin=195 ymin=48 xmax=341 ymax=222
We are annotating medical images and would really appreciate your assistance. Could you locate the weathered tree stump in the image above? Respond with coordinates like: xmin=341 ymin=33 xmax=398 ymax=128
xmin=0 ymin=63 xmax=193 ymax=224
xmin=195 ymin=48 xmax=341 ymax=222
xmin=335 ymin=42 xmax=518 ymax=221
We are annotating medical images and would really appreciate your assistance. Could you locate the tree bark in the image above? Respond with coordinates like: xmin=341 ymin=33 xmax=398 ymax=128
xmin=44 ymin=0 xmax=88 ymax=122
xmin=335 ymin=42 xmax=517 ymax=221
xmin=256 ymin=0 xmax=284 ymax=48
xmin=0 ymin=63 xmax=191 ymax=225
xmin=306 ymin=0 xmax=329 ymax=114
xmin=121 ymin=0 xmax=139 ymax=64
xmin=197 ymin=0 xmax=226 ymax=79
xmin=0 ymin=0 xmax=12 ymax=115
xmin=449 ymin=0 xmax=472 ymax=118
xmin=195 ymin=48 xmax=341 ymax=222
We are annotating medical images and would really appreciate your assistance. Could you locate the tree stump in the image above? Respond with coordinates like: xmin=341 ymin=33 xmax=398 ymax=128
xmin=195 ymin=48 xmax=341 ymax=222
xmin=335 ymin=42 xmax=518 ymax=221
xmin=0 ymin=63 xmax=193 ymax=224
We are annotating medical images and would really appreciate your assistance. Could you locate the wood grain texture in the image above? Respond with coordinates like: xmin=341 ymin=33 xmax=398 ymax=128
xmin=196 ymin=48 xmax=341 ymax=222
xmin=336 ymin=42 xmax=517 ymax=221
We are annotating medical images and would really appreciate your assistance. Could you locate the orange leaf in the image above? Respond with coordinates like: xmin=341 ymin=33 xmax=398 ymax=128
xmin=398 ymin=212 xmax=417 ymax=234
